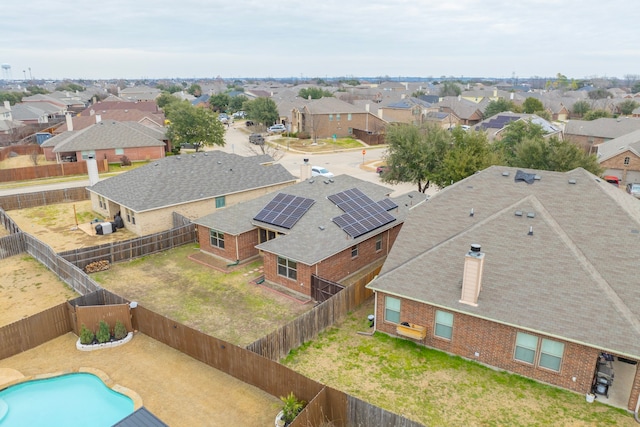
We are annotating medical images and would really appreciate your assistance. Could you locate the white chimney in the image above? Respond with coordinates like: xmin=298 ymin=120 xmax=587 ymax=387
xmin=87 ymin=156 xmax=99 ymax=186
xmin=3 ymin=101 xmax=10 ymax=110
xmin=95 ymin=114 xmax=102 ymax=124
xmin=493 ymin=88 xmax=498 ymax=97
xmin=65 ymin=113 xmax=73 ymax=131
xmin=510 ymin=92 xmax=514 ymax=100
xmin=300 ymin=158 xmax=312 ymax=180
xmin=460 ymin=244 xmax=485 ymax=306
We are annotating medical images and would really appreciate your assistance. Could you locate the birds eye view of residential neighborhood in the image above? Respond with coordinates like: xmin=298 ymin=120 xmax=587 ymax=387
xmin=2 ymin=1 xmax=640 ymax=426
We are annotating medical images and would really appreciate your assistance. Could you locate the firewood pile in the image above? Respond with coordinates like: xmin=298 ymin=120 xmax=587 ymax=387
xmin=84 ymin=260 xmax=110 ymax=273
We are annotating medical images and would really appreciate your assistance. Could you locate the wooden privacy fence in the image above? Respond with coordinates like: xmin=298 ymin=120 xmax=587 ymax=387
xmin=0 ymin=208 xmax=21 ymax=233
xmin=246 ymin=267 xmax=379 ymax=361
xmin=0 ymin=144 xmax=42 ymax=161
xmin=58 ymin=223 xmax=197 ymax=270
xmin=0 ymin=187 xmax=89 ymax=211
xmin=75 ymin=304 xmax=133 ymax=335
xmin=0 ymin=233 xmax=25 ymax=259
xmin=0 ymin=303 xmax=72 ymax=360
xmin=0 ymin=161 xmax=107 ymax=183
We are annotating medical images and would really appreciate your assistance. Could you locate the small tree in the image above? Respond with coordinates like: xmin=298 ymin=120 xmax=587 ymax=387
xmin=96 ymin=320 xmax=111 ymax=343
xmin=114 ymin=320 xmax=127 ymax=340
xmin=79 ymin=324 xmax=95 ymax=345
xmin=522 ymin=97 xmax=544 ymax=114
xmin=572 ymin=100 xmax=590 ymax=117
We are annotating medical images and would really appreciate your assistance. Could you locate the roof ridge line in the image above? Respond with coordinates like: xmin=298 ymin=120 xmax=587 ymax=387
xmin=529 ymin=196 xmax=640 ymax=335
xmin=374 ymin=194 xmax=533 ymax=281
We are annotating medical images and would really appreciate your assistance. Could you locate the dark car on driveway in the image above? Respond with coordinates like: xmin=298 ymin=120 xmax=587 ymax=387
xmin=249 ymin=133 xmax=264 ymax=145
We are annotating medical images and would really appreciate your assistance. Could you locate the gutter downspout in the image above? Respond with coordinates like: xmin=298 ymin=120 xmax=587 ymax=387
xmin=235 ymin=235 xmax=239 ymax=262
xmin=635 ymin=394 xmax=640 ymax=423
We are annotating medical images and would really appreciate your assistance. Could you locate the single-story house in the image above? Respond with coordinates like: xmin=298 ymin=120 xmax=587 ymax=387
xmin=194 ymin=173 xmax=426 ymax=299
xmin=367 ymin=166 xmax=640 ymax=411
xmin=41 ymin=119 xmax=167 ymax=163
xmin=474 ymin=112 xmax=562 ymax=141
xmin=88 ymin=151 xmax=297 ymax=235
xmin=596 ymin=129 xmax=640 ymax=185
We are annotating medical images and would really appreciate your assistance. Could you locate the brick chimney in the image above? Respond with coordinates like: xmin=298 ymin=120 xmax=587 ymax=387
xmin=460 ymin=244 xmax=485 ymax=306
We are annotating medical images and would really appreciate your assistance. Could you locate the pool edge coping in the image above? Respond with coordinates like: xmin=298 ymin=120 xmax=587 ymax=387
xmin=0 ymin=367 xmax=143 ymax=411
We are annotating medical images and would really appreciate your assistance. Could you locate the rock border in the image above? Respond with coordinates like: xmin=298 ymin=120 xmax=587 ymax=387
xmin=76 ymin=332 xmax=134 ymax=351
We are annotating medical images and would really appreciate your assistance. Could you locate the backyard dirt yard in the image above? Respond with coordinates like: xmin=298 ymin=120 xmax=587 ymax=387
xmin=91 ymin=244 xmax=314 ymax=347
xmin=0 ymin=332 xmax=280 ymax=426
xmin=283 ymin=298 xmax=636 ymax=427
xmin=5 ymin=200 xmax=136 ymax=252
xmin=0 ymin=254 xmax=78 ymax=326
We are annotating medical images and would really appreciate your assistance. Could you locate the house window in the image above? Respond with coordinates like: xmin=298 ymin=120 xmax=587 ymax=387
xmin=348 ymin=127 xmax=353 ymax=135
xmin=329 ymin=114 xmax=333 ymax=121
xmin=375 ymin=235 xmax=382 ymax=252
xmin=539 ymin=339 xmax=565 ymax=372
xmin=209 ymin=229 xmax=224 ymax=249
xmin=215 ymin=196 xmax=226 ymax=208
xmin=347 ymin=113 xmax=352 ymax=121
xmin=98 ymin=196 xmax=105 ymax=209
xmin=384 ymin=296 xmax=400 ymax=324
xmin=124 ymin=208 xmax=136 ymax=225
xmin=434 ymin=310 xmax=454 ymax=340
xmin=277 ymin=256 xmax=297 ymax=280
xmin=81 ymin=150 xmax=96 ymax=160
xmin=336 ymin=114 xmax=341 ymax=121
xmin=115 ymin=148 xmax=124 ymax=155
xmin=351 ymin=245 xmax=358 ymax=258
xmin=624 ymin=156 xmax=630 ymax=165
xmin=514 ymin=332 xmax=538 ymax=365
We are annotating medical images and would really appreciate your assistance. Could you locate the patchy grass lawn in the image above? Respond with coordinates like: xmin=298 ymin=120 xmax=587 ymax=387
xmin=282 ymin=298 xmax=635 ymax=426
xmin=272 ymin=136 xmax=366 ymax=152
xmin=91 ymin=244 xmax=313 ymax=346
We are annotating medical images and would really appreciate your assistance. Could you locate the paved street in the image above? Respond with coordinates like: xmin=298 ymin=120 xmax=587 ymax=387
xmin=0 ymin=123 xmax=437 ymax=199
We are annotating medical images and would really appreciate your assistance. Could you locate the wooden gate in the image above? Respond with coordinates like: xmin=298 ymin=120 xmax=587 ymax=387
xmin=311 ymin=274 xmax=344 ymax=303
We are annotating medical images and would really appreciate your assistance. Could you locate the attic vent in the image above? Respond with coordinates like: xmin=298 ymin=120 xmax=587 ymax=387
xmin=308 ymin=179 xmax=314 ymax=184
xmin=568 ymin=179 xmax=577 ymax=184
xmin=515 ymin=210 xmax=523 ymax=216
xmin=192 ymin=154 xmax=196 ymax=158
xmin=217 ymin=161 xmax=221 ymax=164
xmin=502 ymin=171 xmax=510 ymax=177
xmin=204 ymin=152 xmax=208 ymax=156
xmin=176 ymin=156 xmax=181 ymax=160
xmin=527 ymin=212 xmax=535 ymax=218
xmin=534 ymin=175 xmax=541 ymax=180
xmin=319 ymin=226 xmax=325 ymax=230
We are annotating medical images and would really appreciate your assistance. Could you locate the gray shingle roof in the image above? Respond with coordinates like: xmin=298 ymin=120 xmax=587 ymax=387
xmin=564 ymin=117 xmax=640 ymax=138
xmin=596 ymin=129 xmax=640 ymax=161
xmin=47 ymin=121 xmax=165 ymax=152
xmin=194 ymin=175 xmax=427 ymax=265
xmin=368 ymin=166 xmax=640 ymax=358
xmin=88 ymin=151 xmax=296 ymax=212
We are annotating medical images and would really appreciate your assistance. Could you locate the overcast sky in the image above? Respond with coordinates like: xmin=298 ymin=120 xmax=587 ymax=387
xmin=2 ymin=0 xmax=638 ymax=81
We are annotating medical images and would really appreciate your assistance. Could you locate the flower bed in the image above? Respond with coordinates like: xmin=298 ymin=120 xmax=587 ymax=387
xmin=76 ymin=332 xmax=134 ymax=351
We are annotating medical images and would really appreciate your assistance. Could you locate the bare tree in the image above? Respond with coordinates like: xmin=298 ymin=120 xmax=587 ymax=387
xmin=30 ymin=146 xmax=40 ymax=166
xmin=245 ymin=141 xmax=284 ymax=162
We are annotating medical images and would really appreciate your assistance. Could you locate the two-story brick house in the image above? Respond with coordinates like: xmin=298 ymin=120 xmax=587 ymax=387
xmin=291 ymin=97 xmax=387 ymax=139
xmin=194 ymin=173 xmax=425 ymax=299
xmin=367 ymin=166 xmax=640 ymax=411
xmin=596 ymin=129 xmax=640 ymax=185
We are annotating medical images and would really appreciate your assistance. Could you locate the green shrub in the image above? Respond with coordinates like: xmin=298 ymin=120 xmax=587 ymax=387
xmin=96 ymin=320 xmax=111 ymax=343
xmin=280 ymin=392 xmax=305 ymax=424
xmin=114 ymin=320 xmax=127 ymax=340
xmin=79 ymin=324 xmax=94 ymax=345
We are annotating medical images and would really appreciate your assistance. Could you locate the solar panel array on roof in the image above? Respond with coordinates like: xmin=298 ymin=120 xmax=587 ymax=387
xmin=253 ymin=193 xmax=315 ymax=229
xmin=481 ymin=115 xmax=519 ymax=129
xmin=329 ymin=188 xmax=396 ymax=238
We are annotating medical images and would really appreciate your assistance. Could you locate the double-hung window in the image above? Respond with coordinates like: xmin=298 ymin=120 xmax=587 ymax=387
xmin=539 ymin=339 xmax=565 ymax=371
xmin=514 ymin=332 xmax=538 ymax=364
xmin=434 ymin=310 xmax=454 ymax=339
xmin=385 ymin=296 xmax=400 ymax=323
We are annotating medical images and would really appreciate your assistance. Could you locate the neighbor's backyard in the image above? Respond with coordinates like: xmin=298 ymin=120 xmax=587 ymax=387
xmin=282 ymin=298 xmax=636 ymax=427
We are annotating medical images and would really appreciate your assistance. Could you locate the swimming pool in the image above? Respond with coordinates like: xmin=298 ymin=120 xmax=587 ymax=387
xmin=0 ymin=372 xmax=134 ymax=427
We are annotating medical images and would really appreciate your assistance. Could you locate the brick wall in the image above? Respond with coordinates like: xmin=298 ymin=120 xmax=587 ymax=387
xmin=198 ymin=227 xmax=259 ymax=262
xmin=262 ymin=226 xmax=402 ymax=298
xmin=375 ymin=294 xmax=604 ymax=397
xmin=599 ymin=150 xmax=640 ymax=185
